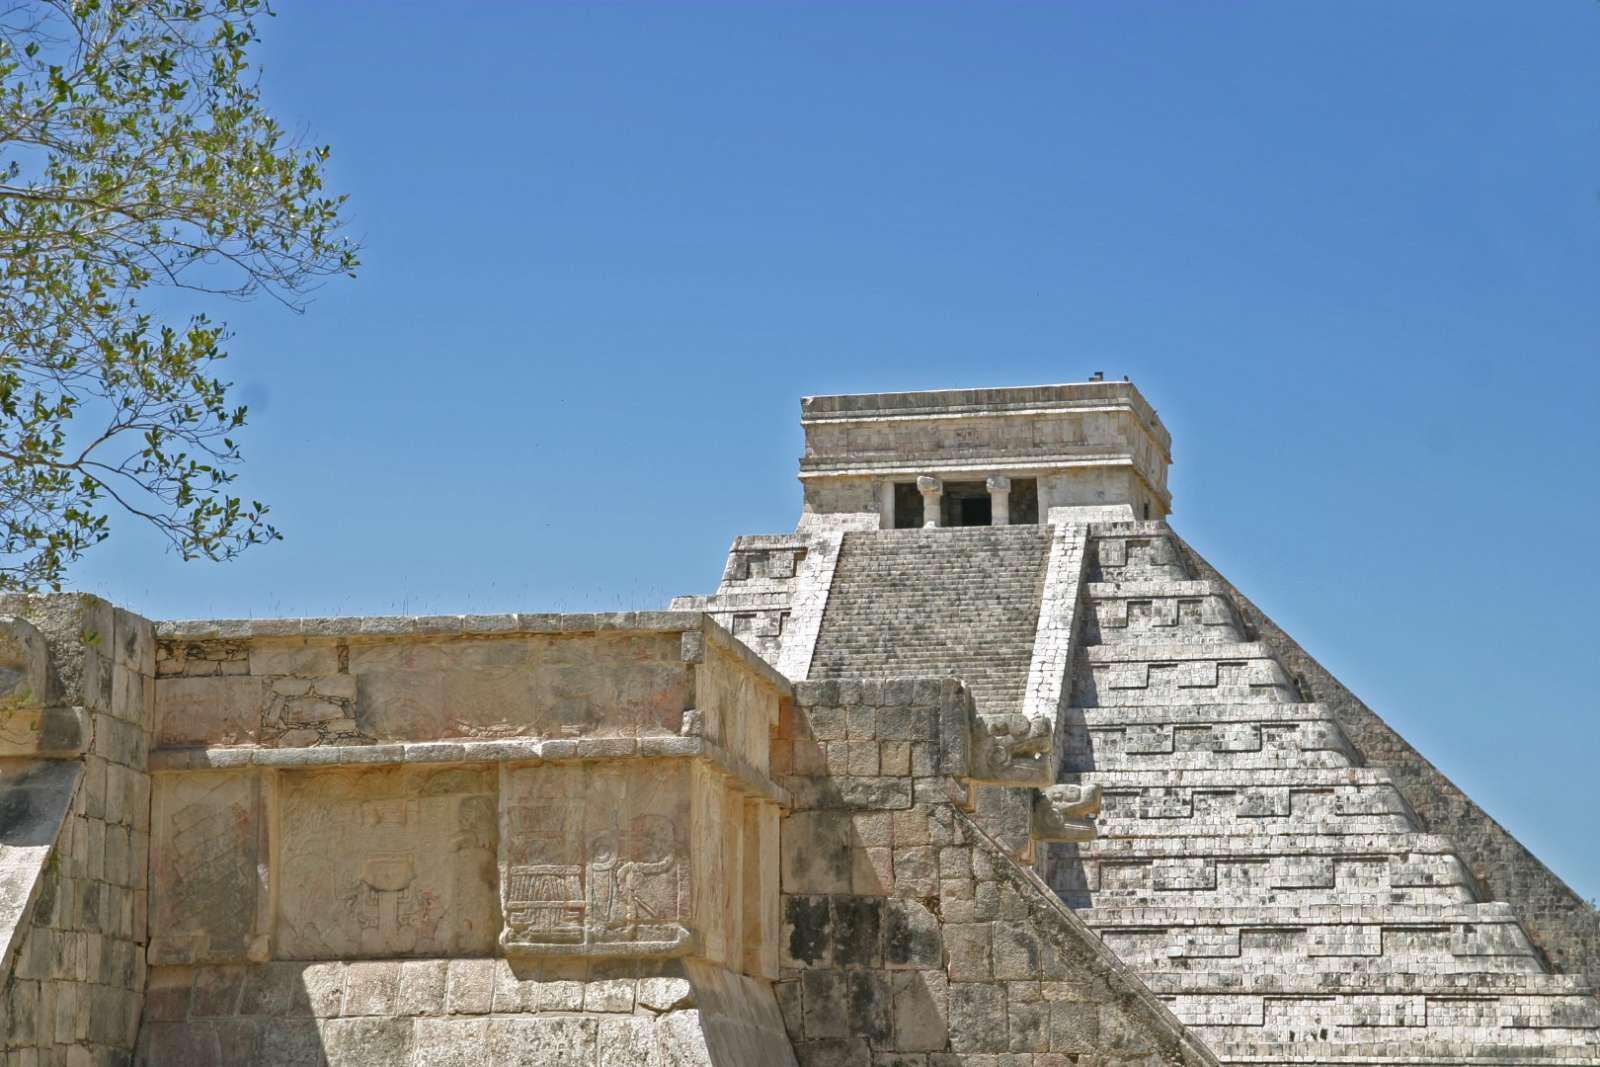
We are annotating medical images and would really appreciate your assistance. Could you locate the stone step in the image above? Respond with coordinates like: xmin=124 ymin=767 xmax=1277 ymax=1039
xmin=1069 ymin=768 xmax=1396 ymax=788
xmin=1064 ymin=718 xmax=1357 ymax=765
xmin=1081 ymin=640 xmax=1277 ymax=663
xmin=1085 ymin=579 xmax=1229 ymax=598
xmin=1071 ymin=702 xmax=1339 ymax=725
xmin=1075 ymin=700 xmax=1337 ymax=726
xmin=1097 ymin=817 xmax=1418 ymax=838
xmin=1200 ymin=1032 xmax=1600 ymax=1062
xmin=1076 ymin=831 xmax=1461 ymax=859
xmin=1066 ymin=854 xmax=1478 ymax=907
xmin=1098 ymin=931 xmax=1548 ymax=974
xmin=1201 ymin=1034 xmax=1600 ymax=1065
xmin=1185 ymin=1001 xmax=1600 ymax=1034
xmin=1074 ymin=682 xmax=1301 ymax=708
xmin=1142 ymin=972 xmax=1597 ymax=997
xmin=1081 ymin=901 xmax=1526 ymax=927
xmin=1080 ymin=885 xmax=1477 ymax=911
xmin=809 ymin=525 xmax=1051 ymax=716
xmin=1068 ymin=751 xmax=1356 ymax=773
xmin=1057 ymin=524 xmax=1600 ymax=1067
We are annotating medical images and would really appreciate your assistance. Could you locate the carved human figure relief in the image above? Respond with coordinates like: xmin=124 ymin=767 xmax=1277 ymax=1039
xmin=500 ymin=763 xmax=691 ymax=956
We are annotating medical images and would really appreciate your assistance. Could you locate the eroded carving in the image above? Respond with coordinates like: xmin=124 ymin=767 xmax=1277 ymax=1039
xmin=1033 ymin=783 xmax=1103 ymax=843
xmin=501 ymin=762 xmax=692 ymax=957
xmin=970 ymin=712 xmax=1054 ymax=787
xmin=150 ymin=772 xmax=267 ymax=963
xmin=276 ymin=766 xmax=498 ymax=959
xmin=0 ymin=616 xmax=50 ymax=710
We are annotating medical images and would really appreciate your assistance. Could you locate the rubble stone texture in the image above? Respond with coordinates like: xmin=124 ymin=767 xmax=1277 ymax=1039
xmin=0 ymin=378 xmax=1592 ymax=1066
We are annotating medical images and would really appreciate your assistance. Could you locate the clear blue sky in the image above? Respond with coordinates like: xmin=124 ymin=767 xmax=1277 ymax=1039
xmin=74 ymin=4 xmax=1600 ymax=899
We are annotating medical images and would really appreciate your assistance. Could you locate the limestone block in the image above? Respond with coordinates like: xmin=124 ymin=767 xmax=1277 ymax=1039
xmin=487 ymin=1016 xmax=598 ymax=1066
xmin=112 ymin=605 xmax=156 ymax=675
xmin=348 ymin=633 xmax=691 ymax=743
xmin=247 ymin=640 xmax=340 ymax=678
xmin=149 ymin=771 xmax=269 ymax=964
xmin=155 ymin=675 xmax=269 ymax=747
xmin=743 ymin=798 xmax=781 ymax=979
xmin=319 ymin=1016 xmax=415 ymax=1063
xmin=0 ymin=705 xmax=87 ymax=758
xmin=948 ymin=981 xmax=1006 ymax=1052
xmin=1306 ymin=925 xmax=1382 ymax=957
xmin=276 ymin=765 xmax=498 ymax=958
xmin=1151 ymin=858 xmax=1216 ymax=891
xmin=694 ymin=644 xmax=780 ymax=774
xmin=412 ymin=1017 xmax=490 ymax=1067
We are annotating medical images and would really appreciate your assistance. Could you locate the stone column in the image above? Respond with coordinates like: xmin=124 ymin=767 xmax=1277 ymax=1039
xmin=877 ymin=481 xmax=895 ymax=530
xmin=987 ymin=475 xmax=1012 ymax=526
xmin=916 ymin=476 xmax=942 ymax=528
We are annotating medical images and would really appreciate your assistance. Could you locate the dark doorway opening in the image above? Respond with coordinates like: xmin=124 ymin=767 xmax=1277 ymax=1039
xmin=893 ymin=482 xmax=922 ymax=528
xmin=1010 ymin=478 xmax=1039 ymax=524
xmin=941 ymin=481 xmax=991 ymax=527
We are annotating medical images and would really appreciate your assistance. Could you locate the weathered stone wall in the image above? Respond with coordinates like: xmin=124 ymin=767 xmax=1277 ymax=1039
xmin=130 ymin=612 xmax=794 ymax=1065
xmin=773 ymin=678 xmax=1216 ymax=1067
xmin=153 ymin=620 xmax=701 ymax=750
xmin=137 ymin=957 xmax=790 ymax=1065
xmin=0 ymin=596 xmax=155 ymax=1066
xmin=1170 ymin=531 xmax=1600 ymax=991
xmin=1037 ymin=469 xmax=1162 ymax=523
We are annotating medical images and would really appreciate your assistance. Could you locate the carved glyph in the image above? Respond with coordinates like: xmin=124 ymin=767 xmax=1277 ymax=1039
xmin=500 ymin=762 xmax=692 ymax=958
xmin=1032 ymin=783 xmax=1103 ymax=843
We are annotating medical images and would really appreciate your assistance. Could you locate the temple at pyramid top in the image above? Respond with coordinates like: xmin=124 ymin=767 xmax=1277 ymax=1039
xmin=797 ymin=378 xmax=1173 ymax=530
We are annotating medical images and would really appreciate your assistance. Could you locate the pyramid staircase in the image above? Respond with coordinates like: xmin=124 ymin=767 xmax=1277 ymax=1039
xmin=1055 ymin=522 xmax=1600 ymax=1065
xmin=807 ymin=525 xmax=1051 ymax=715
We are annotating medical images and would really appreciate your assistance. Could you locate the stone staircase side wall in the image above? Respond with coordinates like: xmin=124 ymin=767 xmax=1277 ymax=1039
xmin=776 ymin=530 xmax=845 ymax=682
xmin=774 ymin=677 xmax=1219 ymax=1067
xmin=1170 ymin=530 xmax=1600 ymax=989
xmin=0 ymin=595 xmax=156 ymax=1065
xmin=1022 ymin=522 xmax=1089 ymax=734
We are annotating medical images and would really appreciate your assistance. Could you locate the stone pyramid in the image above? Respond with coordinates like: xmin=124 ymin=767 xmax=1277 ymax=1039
xmin=1 ymin=377 xmax=1591 ymax=1065
xmin=680 ymin=379 xmax=1600 ymax=1066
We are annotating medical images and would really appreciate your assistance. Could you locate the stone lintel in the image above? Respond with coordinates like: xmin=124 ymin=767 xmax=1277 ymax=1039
xmin=156 ymin=609 xmax=717 ymax=643
xmin=147 ymin=732 xmax=789 ymax=806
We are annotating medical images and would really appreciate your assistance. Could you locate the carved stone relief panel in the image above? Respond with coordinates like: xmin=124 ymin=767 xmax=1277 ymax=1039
xmin=276 ymin=765 xmax=499 ymax=959
xmin=499 ymin=761 xmax=692 ymax=958
xmin=150 ymin=770 xmax=269 ymax=964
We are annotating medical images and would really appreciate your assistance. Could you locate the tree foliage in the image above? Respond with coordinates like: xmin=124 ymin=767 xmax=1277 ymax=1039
xmin=0 ymin=0 xmax=355 ymax=590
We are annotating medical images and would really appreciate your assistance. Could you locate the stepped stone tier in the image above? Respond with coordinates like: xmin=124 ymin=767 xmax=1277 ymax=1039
xmin=0 ymin=380 xmax=1593 ymax=1066
xmin=672 ymin=380 xmax=1600 ymax=1067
